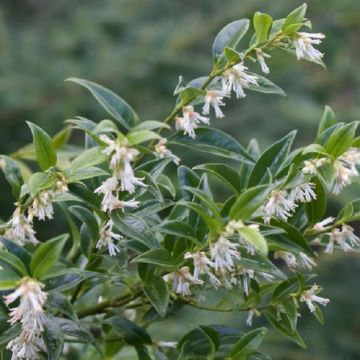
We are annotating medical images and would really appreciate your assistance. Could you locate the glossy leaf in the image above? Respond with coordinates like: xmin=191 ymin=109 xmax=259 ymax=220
xmin=26 ymin=122 xmax=57 ymax=170
xmin=212 ymin=19 xmax=250 ymax=60
xmin=30 ymin=234 xmax=68 ymax=280
xmin=66 ymin=78 xmax=139 ymax=129
xmin=144 ymin=275 xmax=169 ymax=317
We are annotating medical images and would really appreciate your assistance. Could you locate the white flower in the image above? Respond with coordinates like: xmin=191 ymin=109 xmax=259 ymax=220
xmin=115 ymin=161 xmax=146 ymax=194
xmin=221 ymin=63 xmax=258 ymax=98
xmin=339 ymin=148 xmax=360 ymax=173
xmin=341 ymin=224 xmax=360 ymax=248
xmin=54 ymin=177 xmax=68 ymax=195
xmin=210 ymin=236 xmax=240 ymax=273
xmin=333 ymin=160 xmax=358 ymax=195
xmin=325 ymin=225 xmax=360 ymax=254
xmin=255 ymin=49 xmax=271 ymax=74
xmin=293 ymin=32 xmax=325 ymax=61
xmin=290 ymin=182 xmax=317 ymax=203
xmin=302 ymin=158 xmax=327 ymax=175
xmin=274 ymin=251 xmax=297 ymax=270
xmin=100 ymin=135 xmax=140 ymax=170
xmin=156 ymin=341 xmax=178 ymax=349
xmin=313 ymin=217 xmax=335 ymax=231
xmin=246 ymin=308 xmax=260 ymax=327
xmin=202 ymin=90 xmax=227 ymax=118
xmin=95 ymin=176 xmax=119 ymax=212
xmin=184 ymin=252 xmax=220 ymax=287
xmin=300 ymin=284 xmax=329 ymax=312
xmin=4 ymin=207 xmax=37 ymax=246
xmin=175 ymin=106 xmax=209 ymax=139
xmin=263 ymin=190 xmax=297 ymax=224
xmin=29 ymin=190 xmax=54 ymax=221
xmin=7 ymin=334 xmax=44 ymax=360
xmin=96 ymin=220 xmax=123 ymax=256
xmin=299 ymin=252 xmax=317 ymax=270
xmin=5 ymin=277 xmax=47 ymax=359
xmin=239 ymin=268 xmax=255 ymax=296
xmin=154 ymin=138 xmax=180 ymax=164
xmin=169 ymin=266 xmax=204 ymax=296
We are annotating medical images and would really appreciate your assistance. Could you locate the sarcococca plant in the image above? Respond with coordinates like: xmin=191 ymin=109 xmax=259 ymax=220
xmin=0 ymin=3 xmax=359 ymax=359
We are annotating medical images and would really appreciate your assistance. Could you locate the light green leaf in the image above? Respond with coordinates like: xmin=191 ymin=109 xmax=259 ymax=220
xmin=238 ymin=226 xmax=268 ymax=255
xmin=27 ymin=122 xmax=57 ymax=170
xmin=254 ymin=12 xmax=273 ymax=44
xmin=30 ymin=234 xmax=68 ymax=280
xmin=127 ymin=130 xmax=161 ymax=146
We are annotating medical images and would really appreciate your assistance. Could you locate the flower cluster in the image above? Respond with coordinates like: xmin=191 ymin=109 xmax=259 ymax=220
xmin=263 ymin=181 xmax=316 ymax=224
xmin=175 ymin=61 xmax=259 ymax=139
xmin=274 ymin=251 xmax=317 ymax=271
xmin=4 ymin=176 xmax=68 ymax=246
xmin=166 ymin=221 xmax=275 ymax=297
xmin=95 ymin=135 xmax=144 ymax=212
xmin=4 ymin=277 xmax=48 ymax=360
xmin=300 ymin=284 xmax=330 ymax=313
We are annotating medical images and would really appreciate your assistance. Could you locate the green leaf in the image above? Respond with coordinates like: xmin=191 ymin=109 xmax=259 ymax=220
xmin=230 ymin=328 xmax=267 ymax=358
xmin=26 ymin=122 xmax=57 ymax=170
xmin=212 ymin=19 xmax=250 ymax=60
xmin=264 ymin=308 xmax=306 ymax=348
xmin=66 ymin=78 xmax=139 ymax=129
xmin=317 ymin=105 xmax=337 ymax=136
xmin=107 ymin=316 xmax=152 ymax=346
xmin=0 ymin=324 xmax=21 ymax=347
xmin=0 ymin=264 xmax=21 ymax=290
xmin=47 ymin=292 xmax=78 ymax=321
xmin=127 ymin=130 xmax=161 ymax=146
xmin=0 ymin=251 xmax=28 ymax=277
xmin=254 ymin=12 xmax=273 ymax=44
xmin=325 ymin=121 xmax=358 ymax=157
xmin=230 ymin=185 xmax=272 ymax=221
xmin=69 ymin=205 xmax=99 ymax=241
xmin=178 ymin=327 xmax=216 ymax=360
xmin=193 ymin=163 xmax=241 ymax=194
xmin=0 ymin=156 xmax=23 ymax=200
xmin=155 ymin=221 xmax=198 ymax=243
xmin=170 ymin=127 xmax=254 ymax=163
xmin=65 ymin=166 xmax=109 ymax=182
xmin=282 ymin=3 xmax=307 ymax=34
xmin=238 ymin=226 xmax=268 ymax=255
xmin=43 ymin=317 xmax=65 ymax=360
xmin=178 ymin=200 xmax=221 ymax=236
xmin=68 ymin=147 xmax=108 ymax=171
xmin=248 ymin=131 xmax=296 ymax=187
xmin=0 ymin=237 xmax=32 ymax=270
xmin=28 ymin=172 xmax=54 ymax=196
xmin=30 ymin=234 xmax=68 ymax=280
xmin=132 ymin=249 xmax=176 ymax=269
xmin=144 ymin=275 xmax=169 ymax=317
xmin=131 ymin=120 xmax=171 ymax=132
xmin=247 ymin=74 xmax=286 ymax=96
xmin=305 ymin=178 xmax=327 ymax=225
xmin=52 ymin=126 xmax=72 ymax=150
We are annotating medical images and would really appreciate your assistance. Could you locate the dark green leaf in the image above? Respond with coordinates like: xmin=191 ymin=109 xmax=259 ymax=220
xmin=212 ymin=19 xmax=250 ymax=60
xmin=325 ymin=121 xmax=358 ymax=157
xmin=0 ymin=156 xmax=23 ymax=200
xmin=43 ymin=317 xmax=65 ymax=360
xmin=170 ymin=127 xmax=254 ymax=163
xmin=248 ymin=131 xmax=296 ymax=187
xmin=230 ymin=327 xmax=267 ymax=358
xmin=317 ymin=105 xmax=336 ymax=136
xmin=144 ymin=275 xmax=169 ymax=317
xmin=66 ymin=78 xmax=139 ymax=129
xmin=132 ymin=249 xmax=176 ymax=269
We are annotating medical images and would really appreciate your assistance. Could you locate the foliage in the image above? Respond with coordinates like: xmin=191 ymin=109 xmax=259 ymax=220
xmin=0 ymin=3 xmax=359 ymax=360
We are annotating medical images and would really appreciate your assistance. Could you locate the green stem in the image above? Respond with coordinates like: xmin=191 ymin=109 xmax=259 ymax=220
xmin=77 ymin=289 xmax=142 ymax=318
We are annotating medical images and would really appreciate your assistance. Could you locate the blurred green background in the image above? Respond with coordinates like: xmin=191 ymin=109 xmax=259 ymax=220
xmin=0 ymin=0 xmax=359 ymax=359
